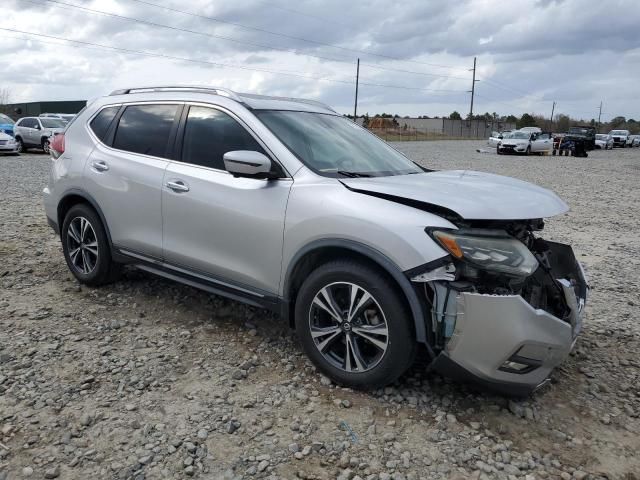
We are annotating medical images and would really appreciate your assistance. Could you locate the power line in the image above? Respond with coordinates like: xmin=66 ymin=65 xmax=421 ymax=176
xmin=256 ymin=1 xmax=351 ymax=28
xmin=0 ymin=27 xmax=468 ymax=95
xmin=22 ymin=0 xmax=472 ymax=82
xmin=115 ymin=0 xmax=470 ymax=71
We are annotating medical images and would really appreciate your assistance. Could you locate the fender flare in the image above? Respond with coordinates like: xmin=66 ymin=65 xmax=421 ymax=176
xmin=57 ymin=188 xmax=114 ymax=247
xmin=283 ymin=238 xmax=430 ymax=346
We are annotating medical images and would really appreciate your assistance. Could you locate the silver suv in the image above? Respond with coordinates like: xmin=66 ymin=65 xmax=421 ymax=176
xmin=15 ymin=116 xmax=66 ymax=153
xmin=43 ymin=86 xmax=587 ymax=395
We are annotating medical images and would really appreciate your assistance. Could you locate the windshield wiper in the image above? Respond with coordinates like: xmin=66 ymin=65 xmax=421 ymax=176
xmin=336 ymin=170 xmax=373 ymax=178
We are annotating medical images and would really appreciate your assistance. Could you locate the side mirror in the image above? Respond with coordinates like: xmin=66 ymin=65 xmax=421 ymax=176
xmin=34 ymin=124 xmax=41 ymax=130
xmin=223 ymin=150 xmax=273 ymax=178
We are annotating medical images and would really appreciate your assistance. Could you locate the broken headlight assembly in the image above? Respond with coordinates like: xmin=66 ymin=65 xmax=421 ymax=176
xmin=428 ymin=229 xmax=539 ymax=278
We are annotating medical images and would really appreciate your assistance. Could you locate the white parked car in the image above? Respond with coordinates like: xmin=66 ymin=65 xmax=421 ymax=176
xmin=518 ymin=126 xmax=542 ymax=134
xmin=14 ymin=116 xmax=67 ymax=153
xmin=629 ymin=134 xmax=640 ymax=147
xmin=487 ymin=130 xmax=512 ymax=148
xmin=0 ymin=131 xmax=19 ymax=155
xmin=609 ymin=129 xmax=630 ymax=148
xmin=40 ymin=113 xmax=76 ymax=124
xmin=498 ymin=131 xmax=552 ymax=155
xmin=595 ymin=134 xmax=613 ymax=150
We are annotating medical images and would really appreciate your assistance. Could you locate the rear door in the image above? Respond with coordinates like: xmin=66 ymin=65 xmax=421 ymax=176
xmin=161 ymin=104 xmax=292 ymax=294
xmin=84 ymin=103 xmax=182 ymax=259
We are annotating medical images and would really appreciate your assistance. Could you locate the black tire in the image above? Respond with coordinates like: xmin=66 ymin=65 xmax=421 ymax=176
xmin=42 ymin=138 xmax=50 ymax=154
xmin=525 ymin=146 xmax=531 ymax=156
xmin=15 ymin=137 xmax=24 ymax=153
xmin=61 ymin=204 xmax=120 ymax=286
xmin=496 ymin=146 xmax=502 ymax=155
xmin=295 ymin=260 xmax=416 ymax=389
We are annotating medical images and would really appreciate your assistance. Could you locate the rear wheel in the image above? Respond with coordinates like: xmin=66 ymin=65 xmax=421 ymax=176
xmin=61 ymin=204 xmax=120 ymax=286
xmin=295 ymin=260 xmax=416 ymax=389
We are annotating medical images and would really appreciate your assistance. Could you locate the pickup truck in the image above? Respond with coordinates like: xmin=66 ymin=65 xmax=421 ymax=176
xmin=609 ymin=129 xmax=631 ymax=148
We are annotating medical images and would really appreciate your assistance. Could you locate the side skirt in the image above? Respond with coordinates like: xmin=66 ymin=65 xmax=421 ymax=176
xmin=116 ymin=248 xmax=283 ymax=315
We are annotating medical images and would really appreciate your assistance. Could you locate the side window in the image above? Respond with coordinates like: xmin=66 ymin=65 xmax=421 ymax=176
xmin=89 ymin=106 xmax=119 ymax=142
xmin=113 ymin=104 xmax=178 ymax=158
xmin=20 ymin=118 xmax=33 ymax=128
xmin=181 ymin=106 xmax=265 ymax=170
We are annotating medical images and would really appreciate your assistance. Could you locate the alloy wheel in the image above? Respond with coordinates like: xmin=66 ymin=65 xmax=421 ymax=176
xmin=42 ymin=140 xmax=50 ymax=154
xmin=308 ymin=282 xmax=389 ymax=373
xmin=66 ymin=216 xmax=99 ymax=274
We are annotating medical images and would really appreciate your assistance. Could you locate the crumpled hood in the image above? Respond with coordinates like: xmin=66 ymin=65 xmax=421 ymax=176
xmin=341 ymin=170 xmax=569 ymax=220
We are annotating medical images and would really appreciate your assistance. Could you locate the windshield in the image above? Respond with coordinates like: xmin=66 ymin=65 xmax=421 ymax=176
xmin=0 ymin=113 xmax=14 ymax=125
xmin=511 ymin=131 xmax=530 ymax=139
xmin=595 ymin=134 xmax=607 ymax=140
xmin=502 ymin=132 xmax=513 ymax=139
xmin=255 ymin=111 xmax=423 ymax=177
xmin=610 ymin=130 xmax=628 ymax=135
xmin=40 ymin=118 xmax=66 ymax=128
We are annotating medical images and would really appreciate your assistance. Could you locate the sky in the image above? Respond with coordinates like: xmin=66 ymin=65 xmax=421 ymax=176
xmin=2 ymin=0 xmax=640 ymax=121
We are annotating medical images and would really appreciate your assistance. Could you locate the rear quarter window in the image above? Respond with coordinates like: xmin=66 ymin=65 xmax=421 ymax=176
xmin=89 ymin=106 xmax=120 ymax=142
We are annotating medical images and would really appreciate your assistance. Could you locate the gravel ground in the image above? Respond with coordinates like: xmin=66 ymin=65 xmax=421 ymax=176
xmin=1 ymin=142 xmax=639 ymax=480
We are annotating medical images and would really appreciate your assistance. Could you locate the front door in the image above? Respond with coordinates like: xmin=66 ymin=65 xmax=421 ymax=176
xmin=161 ymin=105 xmax=291 ymax=295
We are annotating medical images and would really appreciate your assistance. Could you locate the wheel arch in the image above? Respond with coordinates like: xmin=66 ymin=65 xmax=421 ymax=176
xmin=282 ymin=239 xmax=430 ymax=346
xmin=57 ymin=189 xmax=113 ymax=248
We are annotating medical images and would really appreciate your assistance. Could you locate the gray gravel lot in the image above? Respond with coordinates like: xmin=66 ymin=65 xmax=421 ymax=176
xmin=1 ymin=142 xmax=639 ymax=480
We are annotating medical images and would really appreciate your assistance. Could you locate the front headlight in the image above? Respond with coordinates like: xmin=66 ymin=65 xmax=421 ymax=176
xmin=430 ymin=229 xmax=539 ymax=277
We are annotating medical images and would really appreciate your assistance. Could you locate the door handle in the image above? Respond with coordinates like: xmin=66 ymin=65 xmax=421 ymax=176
xmin=92 ymin=161 xmax=109 ymax=172
xmin=166 ymin=180 xmax=190 ymax=192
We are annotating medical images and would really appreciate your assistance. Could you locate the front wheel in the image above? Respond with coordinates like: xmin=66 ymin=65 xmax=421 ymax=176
xmin=61 ymin=204 xmax=120 ymax=286
xmin=295 ymin=260 xmax=416 ymax=389
xmin=525 ymin=146 xmax=531 ymax=156
xmin=15 ymin=138 xmax=24 ymax=153
xmin=42 ymin=138 xmax=50 ymax=154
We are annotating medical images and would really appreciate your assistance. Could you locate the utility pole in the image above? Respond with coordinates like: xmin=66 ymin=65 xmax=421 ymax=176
xmin=597 ymin=101 xmax=603 ymax=130
xmin=353 ymin=58 xmax=360 ymax=122
xmin=550 ymin=101 xmax=556 ymax=130
xmin=468 ymin=57 xmax=478 ymax=120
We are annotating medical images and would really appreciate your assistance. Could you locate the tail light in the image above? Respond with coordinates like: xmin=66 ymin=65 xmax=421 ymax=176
xmin=50 ymin=133 xmax=65 ymax=159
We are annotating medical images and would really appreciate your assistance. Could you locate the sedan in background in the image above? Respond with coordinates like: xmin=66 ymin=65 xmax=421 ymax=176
xmin=629 ymin=135 xmax=640 ymax=147
xmin=0 ymin=113 xmax=15 ymax=137
xmin=498 ymin=130 xmax=552 ymax=155
xmin=0 ymin=131 xmax=19 ymax=155
xmin=595 ymin=134 xmax=614 ymax=150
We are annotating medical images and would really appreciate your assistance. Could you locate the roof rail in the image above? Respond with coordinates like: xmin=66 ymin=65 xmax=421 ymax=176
xmin=238 ymin=93 xmax=336 ymax=112
xmin=109 ymin=86 xmax=243 ymax=102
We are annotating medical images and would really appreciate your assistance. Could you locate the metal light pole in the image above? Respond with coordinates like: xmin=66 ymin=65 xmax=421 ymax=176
xmin=353 ymin=58 xmax=360 ymax=122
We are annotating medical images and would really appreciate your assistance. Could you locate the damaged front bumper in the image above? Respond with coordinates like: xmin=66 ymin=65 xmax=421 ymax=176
xmin=420 ymin=241 xmax=587 ymax=396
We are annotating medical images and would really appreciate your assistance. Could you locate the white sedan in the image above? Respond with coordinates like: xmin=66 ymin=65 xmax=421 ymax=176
xmin=0 ymin=131 xmax=19 ymax=155
xmin=595 ymin=134 xmax=613 ymax=150
xmin=497 ymin=130 xmax=552 ymax=155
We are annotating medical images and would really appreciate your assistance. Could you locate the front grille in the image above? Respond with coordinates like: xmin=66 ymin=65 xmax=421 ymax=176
xmin=0 ymin=140 xmax=7 ymax=145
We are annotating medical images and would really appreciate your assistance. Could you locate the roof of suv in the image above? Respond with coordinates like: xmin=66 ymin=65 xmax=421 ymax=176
xmin=107 ymin=86 xmax=337 ymax=115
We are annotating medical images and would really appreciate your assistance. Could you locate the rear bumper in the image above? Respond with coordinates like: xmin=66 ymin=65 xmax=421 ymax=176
xmin=430 ymin=244 xmax=587 ymax=396
xmin=43 ymin=186 xmax=59 ymax=234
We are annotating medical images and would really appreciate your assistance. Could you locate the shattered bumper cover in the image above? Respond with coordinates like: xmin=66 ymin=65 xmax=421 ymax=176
xmin=431 ymin=243 xmax=587 ymax=396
